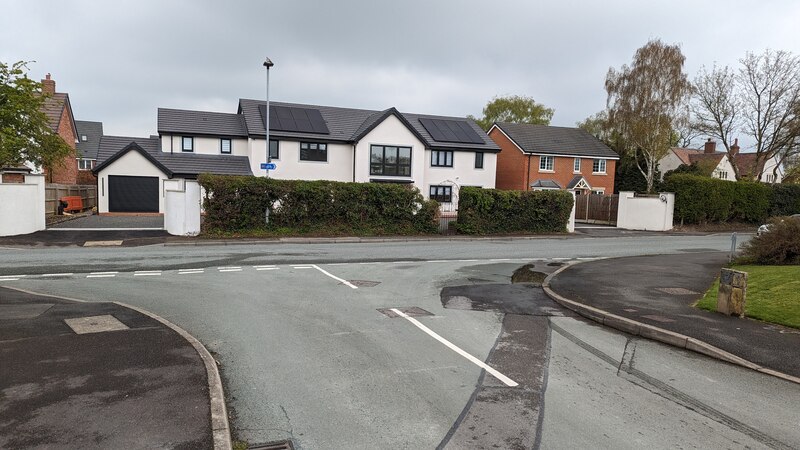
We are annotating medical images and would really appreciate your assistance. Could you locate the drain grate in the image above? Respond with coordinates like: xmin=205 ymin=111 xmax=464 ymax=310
xmin=377 ymin=307 xmax=434 ymax=318
xmin=250 ymin=440 xmax=294 ymax=450
xmin=348 ymin=280 xmax=381 ymax=287
xmin=656 ymin=287 xmax=700 ymax=295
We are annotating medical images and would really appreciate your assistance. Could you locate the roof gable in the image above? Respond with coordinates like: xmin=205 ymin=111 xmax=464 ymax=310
xmin=93 ymin=141 xmax=171 ymax=176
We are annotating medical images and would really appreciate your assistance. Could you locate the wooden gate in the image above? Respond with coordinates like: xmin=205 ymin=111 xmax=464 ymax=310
xmin=575 ymin=194 xmax=618 ymax=225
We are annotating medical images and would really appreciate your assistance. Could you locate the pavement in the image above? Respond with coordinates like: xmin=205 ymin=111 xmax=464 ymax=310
xmin=0 ymin=286 xmax=222 ymax=449
xmin=545 ymin=252 xmax=800 ymax=381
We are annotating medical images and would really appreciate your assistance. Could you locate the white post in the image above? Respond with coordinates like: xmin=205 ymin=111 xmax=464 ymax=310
xmin=567 ymin=189 xmax=576 ymax=233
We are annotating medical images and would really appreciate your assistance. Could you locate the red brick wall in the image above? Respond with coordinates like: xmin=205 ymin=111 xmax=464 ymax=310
xmin=531 ymin=156 xmax=616 ymax=193
xmin=46 ymin=102 xmax=78 ymax=184
xmin=490 ymin=127 xmax=531 ymax=190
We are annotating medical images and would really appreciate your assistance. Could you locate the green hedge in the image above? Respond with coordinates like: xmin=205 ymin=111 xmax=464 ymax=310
xmin=198 ymin=174 xmax=438 ymax=235
xmin=456 ymin=187 xmax=573 ymax=234
xmin=664 ymin=174 xmax=775 ymax=224
xmin=770 ymin=184 xmax=800 ymax=216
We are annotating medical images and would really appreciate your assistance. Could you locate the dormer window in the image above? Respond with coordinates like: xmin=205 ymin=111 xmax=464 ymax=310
xmin=81 ymin=135 xmax=88 ymax=142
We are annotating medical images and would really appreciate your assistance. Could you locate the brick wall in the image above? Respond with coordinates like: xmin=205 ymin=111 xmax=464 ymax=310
xmin=46 ymin=100 xmax=78 ymax=184
xmin=76 ymin=169 xmax=97 ymax=185
xmin=531 ymin=156 xmax=616 ymax=193
xmin=490 ymin=127 xmax=530 ymax=190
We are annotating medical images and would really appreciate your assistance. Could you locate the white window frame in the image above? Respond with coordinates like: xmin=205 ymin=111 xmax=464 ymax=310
xmin=431 ymin=150 xmax=453 ymax=167
xmin=539 ymin=155 xmax=554 ymax=172
xmin=573 ymin=158 xmax=581 ymax=173
xmin=592 ymin=159 xmax=606 ymax=174
xmin=77 ymin=158 xmax=95 ymax=171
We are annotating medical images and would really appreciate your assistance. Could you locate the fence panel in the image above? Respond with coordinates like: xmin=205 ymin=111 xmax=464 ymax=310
xmin=575 ymin=194 xmax=618 ymax=225
xmin=45 ymin=184 xmax=97 ymax=216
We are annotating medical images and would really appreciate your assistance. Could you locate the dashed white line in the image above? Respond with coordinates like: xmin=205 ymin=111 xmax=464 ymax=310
xmin=40 ymin=273 xmax=74 ymax=277
xmin=252 ymin=265 xmax=276 ymax=269
xmin=0 ymin=278 xmax=20 ymax=281
xmin=86 ymin=274 xmax=116 ymax=278
xmin=178 ymin=269 xmax=204 ymax=275
xmin=89 ymin=272 xmax=118 ymax=275
xmin=426 ymin=260 xmax=450 ymax=263
xmin=389 ymin=308 xmax=518 ymax=387
xmin=489 ymin=258 xmax=511 ymax=261
xmin=256 ymin=267 xmax=280 ymax=271
xmin=359 ymin=262 xmax=381 ymax=265
xmin=457 ymin=259 xmax=479 ymax=262
xmin=393 ymin=261 xmax=416 ymax=264
xmin=311 ymin=264 xmax=358 ymax=289
xmin=219 ymin=268 xmax=243 ymax=272
xmin=134 ymin=271 xmax=162 ymax=277
xmin=218 ymin=266 xmax=242 ymax=270
xmin=292 ymin=266 xmax=313 ymax=270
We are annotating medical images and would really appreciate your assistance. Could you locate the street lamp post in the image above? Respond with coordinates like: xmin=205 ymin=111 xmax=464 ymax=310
xmin=263 ymin=57 xmax=274 ymax=225
xmin=263 ymin=57 xmax=274 ymax=179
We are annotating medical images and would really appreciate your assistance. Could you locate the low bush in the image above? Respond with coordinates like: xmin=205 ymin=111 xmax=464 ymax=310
xmin=738 ymin=217 xmax=800 ymax=265
xmin=456 ymin=187 xmax=573 ymax=234
xmin=198 ymin=174 xmax=438 ymax=235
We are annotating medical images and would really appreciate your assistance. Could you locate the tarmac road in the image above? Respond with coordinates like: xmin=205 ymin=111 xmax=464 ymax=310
xmin=3 ymin=234 xmax=798 ymax=449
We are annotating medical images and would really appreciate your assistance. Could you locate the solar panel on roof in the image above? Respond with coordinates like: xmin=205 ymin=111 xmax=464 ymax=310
xmin=258 ymin=105 xmax=330 ymax=135
xmin=418 ymin=118 xmax=484 ymax=144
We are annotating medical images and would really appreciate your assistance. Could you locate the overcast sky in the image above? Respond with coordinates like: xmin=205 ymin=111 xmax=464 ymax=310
xmin=3 ymin=0 xmax=800 ymax=140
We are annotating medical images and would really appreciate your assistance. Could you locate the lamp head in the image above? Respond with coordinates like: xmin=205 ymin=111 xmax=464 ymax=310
xmin=263 ymin=58 xmax=274 ymax=69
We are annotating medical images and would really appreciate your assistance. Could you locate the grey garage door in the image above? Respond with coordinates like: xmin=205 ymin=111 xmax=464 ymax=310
xmin=108 ymin=175 xmax=159 ymax=213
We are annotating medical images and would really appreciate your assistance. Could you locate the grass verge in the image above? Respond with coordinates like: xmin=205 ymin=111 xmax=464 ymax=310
xmin=696 ymin=264 xmax=800 ymax=329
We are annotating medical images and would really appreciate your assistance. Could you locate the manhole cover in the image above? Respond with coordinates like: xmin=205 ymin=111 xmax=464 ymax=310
xmin=250 ymin=441 xmax=294 ymax=450
xmin=348 ymin=280 xmax=381 ymax=287
xmin=656 ymin=287 xmax=700 ymax=295
xmin=64 ymin=315 xmax=130 ymax=334
xmin=377 ymin=307 xmax=433 ymax=318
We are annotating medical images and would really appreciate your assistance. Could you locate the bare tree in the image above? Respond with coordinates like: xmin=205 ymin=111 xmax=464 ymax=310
xmin=605 ymin=39 xmax=692 ymax=192
xmin=693 ymin=50 xmax=800 ymax=181
xmin=691 ymin=64 xmax=742 ymax=176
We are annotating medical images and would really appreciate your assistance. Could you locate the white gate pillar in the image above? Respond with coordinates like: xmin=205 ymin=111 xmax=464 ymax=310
xmin=164 ymin=179 xmax=201 ymax=236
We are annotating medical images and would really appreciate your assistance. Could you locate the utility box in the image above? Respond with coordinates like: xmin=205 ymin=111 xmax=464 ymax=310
xmin=717 ymin=268 xmax=747 ymax=317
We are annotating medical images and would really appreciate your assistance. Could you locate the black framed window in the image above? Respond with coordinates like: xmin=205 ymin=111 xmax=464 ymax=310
xmin=429 ymin=185 xmax=452 ymax=202
xmin=269 ymin=140 xmax=279 ymax=160
xmin=300 ymin=142 xmax=327 ymax=161
xmin=182 ymin=136 xmax=193 ymax=152
xmin=370 ymin=145 xmax=411 ymax=176
xmin=220 ymin=138 xmax=231 ymax=154
xmin=539 ymin=155 xmax=554 ymax=171
xmin=475 ymin=152 xmax=484 ymax=169
xmin=431 ymin=150 xmax=453 ymax=167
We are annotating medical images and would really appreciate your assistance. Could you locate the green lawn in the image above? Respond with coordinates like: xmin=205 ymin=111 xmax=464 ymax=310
xmin=696 ymin=265 xmax=800 ymax=329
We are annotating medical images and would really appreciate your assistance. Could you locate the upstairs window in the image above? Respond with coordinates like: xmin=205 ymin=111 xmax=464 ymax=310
xmin=371 ymin=145 xmax=411 ymax=176
xmin=300 ymin=142 xmax=327 ymax=162
xmin=474 ymin=152 xmax=484 ymax=169
xmin=592 ymin=159 xmax=606 ymax=173
xmin=431 ymin=150 xmax=453 ymax=167
xmin=539 ymin=155 xmax=554 ymax=171
xmin=220 ymin=138 xmax=232 ymax=154
xmin=78 ymin=159 xmax=95 ymax=170
xmin=574 ymin=158 xmax=581 ymax=172
xmin=429 ymin=185 xmax=452 ymax=203
xmin=182 ymin=136 xmax=194 ymax=152
xmin=269 ymin=140 xmax=279 ymax=160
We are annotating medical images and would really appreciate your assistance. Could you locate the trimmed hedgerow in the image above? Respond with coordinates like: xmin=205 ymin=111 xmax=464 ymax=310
xmin=456 ymin=187 xmax=573 ymax=234
xmin=770 ymin=184 xmax=800 ymax=216
xmin=665 ymin=174 xmax=772 ymax=224
xmin=198 ymin=174 xmax=438 ymax=235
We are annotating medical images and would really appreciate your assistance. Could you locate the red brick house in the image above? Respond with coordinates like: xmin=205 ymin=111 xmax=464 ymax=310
xmin=488 ymin=122 xmax=619 ymax=194
xmin=39 ymin=74 xmax=79 ymax=184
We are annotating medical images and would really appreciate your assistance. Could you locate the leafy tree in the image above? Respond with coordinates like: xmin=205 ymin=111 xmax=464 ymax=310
xmin=663 ymin=162 xmax=711 ymax=180
xmin=0 ymin=61 xmax=73 ymax=169
xmin=469 ymin=95 xmax=554 ymax=130
xmin=605 ymin=39 xmax=692 ymax=193
xmin=693 ymin=51 xmax=800 ymax=180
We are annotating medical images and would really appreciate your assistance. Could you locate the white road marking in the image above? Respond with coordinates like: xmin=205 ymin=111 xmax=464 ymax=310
xmin=489 ymin=258 xmax=511 ymax=261
xmin=457 ymin=259 xmax=479 ymax=262
xmin=359 ymin=262 xmax=381 ymax=265
xmin=426 ymin=260 xmax=450 ymax=263
xmin=311 ymin=264 xmax=358 ymax=289
xmin=389 ymin=308 xmax=518 ymax=387
xmin=178 ymin=269 xmax=204 ymax=275
xmin=252 ymin=265 xmax=276 ymax=269
xmin=292 ymin=266 xmax=313 ymax=270
xmin=256 ymin=267 xmax=279 ymax=271
xmin=134 ymin=271 xmax=162 ymax=276
xmin=86 ymin=274 xmax=116 ymax=278
xmin=218 ymin=266 xmax=242 ymax=270
xmin=0 ymin=278 xmax=20 ymax=281
xmin=393 ymin=261 xmax=416 ymax=264
xmin=219 ymin=268 xmax=243 ymax=272
xmin=0 ymin=275 xmax=26 ymax=278
xmin=89 ymin=272 xmax=118 ymax=275
xmin=40 ymin=273 xmax=74 ymax=277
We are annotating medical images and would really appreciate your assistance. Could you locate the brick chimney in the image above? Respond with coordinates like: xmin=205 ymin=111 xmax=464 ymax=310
xmin=730 ymin=138 xmax=740 ymax=156
xmin=704 ymin=138 xmax=716 ymax=154
xmin=41 ymin=73 xmax=56 ymax=95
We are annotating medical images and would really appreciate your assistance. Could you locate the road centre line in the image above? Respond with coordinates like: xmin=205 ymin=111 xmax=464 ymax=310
xmin=256 ymin=267 xmax=279 ymax=271
xmin=86 ymin=274 xmax=115 ymax=278
xmin=89 ymin=272 xmax=118 ymax=275
xmin=0 ymin=278 xmax=20 ymax=281
xmin=252 ymin=265 xmax=276 ymax=268
xmin=393 ymin=261 xmax=416 ymax=264
xmin=311 ymin=264 xmax=358 ymax=289
xmin=134 ymin=272 xmax=162 ymax=276
xmin=218 ymin=266 xmax=242 ymax=270
xmin=292 ymin=266 xmax=313 ymax=269
xmin=389 ymin=308 xmax=518 ymax=387
xmin=219 ymin=268 xmax=243 ymax=272
xmin=40 ymin=273 xmax=74 ymax=277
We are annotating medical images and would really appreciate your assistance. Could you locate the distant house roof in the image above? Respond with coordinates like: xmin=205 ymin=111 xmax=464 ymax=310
xmin=735 ymin=153 xmax=768 ymax=177
xmin=94 ymin=135 xmax=252 ymax=178
xmin=492 ymin=122 xmax=619 ymax=159
xmin=75 ymin=120 xmax=103 ymax=159
xmin=236 ymin=99 xmax=499 ymax=151
xmin=158 ymin=108 xmax=248 ymax=138
xmin=530 ymin=179 xmax=562 ymax=189
xmin=40 ymin=92 xmax=78 ymax=139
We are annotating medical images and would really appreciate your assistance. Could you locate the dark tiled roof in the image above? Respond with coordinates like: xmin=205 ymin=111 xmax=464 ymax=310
xmin=530 ymin=179 xmax=562 ymax=189
xmin=95 ymin=135 xmax=252 ymax=178
xmin=566 ymin=175 xmax=589 ymax=189
xmin=237 ymin=99 xmax=498 ymax=151
xmin=41 ymin=93 xmax=69 ymax=132
xmin=158 ymin=108 xmax=248 ymax=138
xmin=495 ymin=123 xmax=619 ymax=159
xmin=75 ymin=120 xmax=103 ymax=159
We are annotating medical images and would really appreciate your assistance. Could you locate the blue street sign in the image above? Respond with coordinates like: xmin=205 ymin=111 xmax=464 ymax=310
xmin=261 ymin=163 xmax=277 ymax=170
